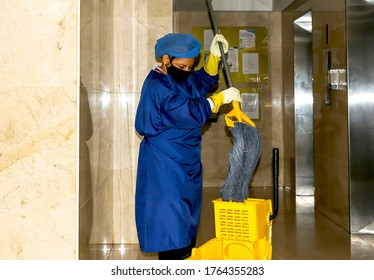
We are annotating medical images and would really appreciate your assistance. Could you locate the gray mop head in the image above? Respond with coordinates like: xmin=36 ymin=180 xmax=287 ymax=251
xmin=220 ymin=122 xmax=262 ymax=202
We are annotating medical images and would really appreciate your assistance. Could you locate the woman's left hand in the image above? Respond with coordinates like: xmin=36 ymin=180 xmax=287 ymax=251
xmin=210 ymin=34 xmax=229 ymax=57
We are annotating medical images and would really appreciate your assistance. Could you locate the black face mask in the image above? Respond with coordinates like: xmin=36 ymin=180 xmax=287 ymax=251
xmin=167 ymin=64 xmax=191 ymax=83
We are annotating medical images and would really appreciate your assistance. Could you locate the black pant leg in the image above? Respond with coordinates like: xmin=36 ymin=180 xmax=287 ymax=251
xmin=158 ymin=237 xmax=196 ymax=260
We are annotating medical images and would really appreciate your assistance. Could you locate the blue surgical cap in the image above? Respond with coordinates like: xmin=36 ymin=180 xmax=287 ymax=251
xmin=155 ymin=33 xmax=201 ymax=58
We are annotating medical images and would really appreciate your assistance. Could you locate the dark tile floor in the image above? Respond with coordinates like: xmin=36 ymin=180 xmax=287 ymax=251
xmin=87 ymin=187 xmax=374 ymax=260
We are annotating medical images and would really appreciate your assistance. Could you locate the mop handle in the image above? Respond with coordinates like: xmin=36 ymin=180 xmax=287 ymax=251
xmin=206 ymin=0 xmax=233 ymax=88
xmin=206 ymin=0 xmax=257 ymax=128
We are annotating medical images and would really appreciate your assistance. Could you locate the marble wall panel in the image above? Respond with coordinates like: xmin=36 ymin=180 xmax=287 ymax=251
xmin=80 ymin=0 xmax=99 ymax=90
xmin=0 ymin=0 xmax=78 ymax=259
xmin=114 ymin=92 xmax=139 ymax=192
xmin=79 ymin=84 xmax=93 ymax=207
xmin=0 ymin=209 xmax=76 ymax=259
xmin=98 ymin=1 xmax=115 ymax=92
xmin=84 ymin=90 xmax=115 ymax=244
xmin=90 ymin=174 xmax=114 ymax=244
xmin=330 ymin=159 xmax=349 ymax=230
xmin=79 ymin=0 xmax=173 ymax=249
xmin=312 ymin=8 xmax=349 ymax=231
xmin=78 ymin=197 xmax=94 ymax=259
xmin=313 ymin=154 xmax=330 ymax=213
xmin=113 ymin=169 xmax=138 ymax=244
xmin=79 ymin=0 xmax=97 ymax=258
xmin=0 ymin=1 xmax=78 ymax=87
xmin=112 ymin=0 xmax=173 ymax=93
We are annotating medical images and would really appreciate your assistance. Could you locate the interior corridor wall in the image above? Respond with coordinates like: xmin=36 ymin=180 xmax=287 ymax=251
xmin=0 ymin=0 xmax=79 ymax=259
xmin=346 ymin=0 xmax=374 ymax=233
xmin=79 ymin=0 xmax=173 ymax=258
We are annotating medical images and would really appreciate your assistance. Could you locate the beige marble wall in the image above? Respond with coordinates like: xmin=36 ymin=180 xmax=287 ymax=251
xmin=0 ymin=0 xmax=78 ymax=259
xmin=312 ymin=8 xmax=349 ymax=231
xmin=79 ymin=0 xmax=172 ymax=257
xmin=79 ymin=0 xmax=115 ymax=259
xmin=174 ymin=11 xmax=285 ymax=190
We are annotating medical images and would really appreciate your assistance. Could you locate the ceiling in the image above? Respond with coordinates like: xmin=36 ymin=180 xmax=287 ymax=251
xmin=173 ymin=0 xmax=296 ymax=12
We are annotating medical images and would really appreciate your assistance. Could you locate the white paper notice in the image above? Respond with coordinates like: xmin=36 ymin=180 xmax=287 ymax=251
xmin=241 ymin=93 xmax=259 ymax=119
xmin=239 ymin=29 xmax=256 ymax=50
xmin=204 ymin=29 xmax=214 ymax=51
xmin=227 ymin=47 xmax=238 ymax=72
xmin=242 ymin=53 xmax=259 ymax=75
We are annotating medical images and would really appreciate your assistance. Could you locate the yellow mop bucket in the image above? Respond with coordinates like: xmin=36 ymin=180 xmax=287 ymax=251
xmin=187 ymin=148 xmax=279 ymax=260
xmin=187 ymin=235 xmax=272 ymax=260
xmin=213 ymin=198 xmax=272 ymax=243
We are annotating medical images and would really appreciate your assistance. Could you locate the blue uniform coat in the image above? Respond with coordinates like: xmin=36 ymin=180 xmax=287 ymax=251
xmin=135 ymin=66 xmax=219 ymax=252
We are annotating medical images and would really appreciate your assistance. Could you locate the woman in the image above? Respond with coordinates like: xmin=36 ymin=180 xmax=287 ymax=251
xmin=135 ymin=33 xmax=241 ymax=260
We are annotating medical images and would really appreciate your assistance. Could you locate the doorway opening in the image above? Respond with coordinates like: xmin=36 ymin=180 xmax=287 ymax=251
xmin=294 ymin=11 xmax=314 ymax=198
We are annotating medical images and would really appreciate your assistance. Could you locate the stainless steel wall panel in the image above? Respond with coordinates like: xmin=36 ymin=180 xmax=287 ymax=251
xmin=347 ymin=0 xmax=374 ymax=233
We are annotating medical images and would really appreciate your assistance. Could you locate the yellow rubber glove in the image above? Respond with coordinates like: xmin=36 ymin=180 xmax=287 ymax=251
xmin=210 ymin=34 xmax=229 ymax=57
xmin=210 ymin=91 xmax=224 ymax=113
xmin=210 ymin=87 xmax=242 ymax=113
xmin=204 ymin=34 xmax=229 ymax=76
xmin=204 ymin=54 xmax=221 ymax=76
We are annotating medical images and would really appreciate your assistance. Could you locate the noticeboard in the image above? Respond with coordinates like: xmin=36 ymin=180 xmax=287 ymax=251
xmin=192 ymin=26 xmax=268 ymax=84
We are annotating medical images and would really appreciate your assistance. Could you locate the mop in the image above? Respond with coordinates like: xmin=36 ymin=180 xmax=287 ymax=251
xmin=206 ymin=0 xmax=262 ymax=202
